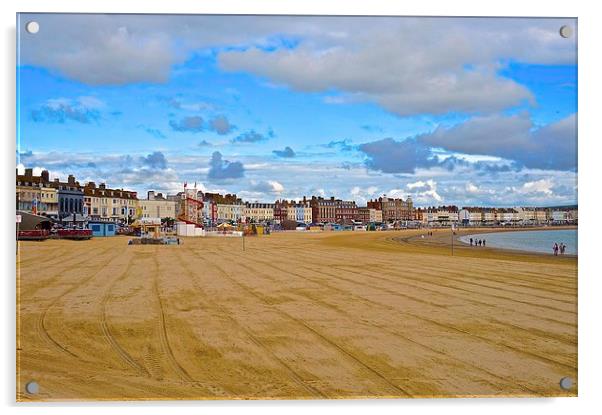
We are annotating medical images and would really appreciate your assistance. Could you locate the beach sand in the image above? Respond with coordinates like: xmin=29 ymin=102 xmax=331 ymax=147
xmin=16 ymin=228 xmax=577 ymax=400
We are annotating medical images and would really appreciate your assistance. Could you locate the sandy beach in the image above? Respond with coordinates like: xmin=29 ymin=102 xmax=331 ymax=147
xmin=17 ymin=228 xmax=577 ymax=400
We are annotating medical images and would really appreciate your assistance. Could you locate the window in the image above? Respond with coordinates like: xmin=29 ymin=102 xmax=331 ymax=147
xmin=91 ymin=224 xmax=101 ymax=232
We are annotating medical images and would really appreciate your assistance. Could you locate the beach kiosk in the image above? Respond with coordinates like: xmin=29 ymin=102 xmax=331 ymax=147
xmin=88 ymin=221 xmax=117 ymax=237
xmin=131 ymin=217 xmax=162 ymax=238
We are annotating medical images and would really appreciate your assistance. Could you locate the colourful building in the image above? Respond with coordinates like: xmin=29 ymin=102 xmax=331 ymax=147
xmin=83 ymin=182 xmax=138 ymax=222
xmin=16 ymin=169 xmax=59 ymax=216
xmin=48 ymin=174 xmax=84 ymax=219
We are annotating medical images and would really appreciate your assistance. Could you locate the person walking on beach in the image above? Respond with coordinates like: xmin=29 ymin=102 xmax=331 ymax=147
xmin=560 ymin=243 xmax=566 ymax=255
xmin=483 ymin=239 xmax=486 ymax=247
xmin=553 ymin=242 xmax=559 ymax=256
xmin=470 ymin=238 xmax=473 ymax=246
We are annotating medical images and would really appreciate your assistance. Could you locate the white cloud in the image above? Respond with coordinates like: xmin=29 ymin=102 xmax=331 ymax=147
xmin=249 ymin=180 xmax=284 ymax=194
xmin=350 ymin=185 xmax=379 ymax=205
xmin=465 ymin=182 xmax=480 ymax=194
xmin=20 ymin=15 xmax=575 ymax=120
xmin=407 ymin=180 xmax=428 ymax=190
xmin=405 ymin=179 xmax=442 ymax=203
xmin=519 ymin=179 xmax=554 ymax=196
xmin=268 ymin=180 xmax=284 ymax=193
xmin=218 ymin=17 xmax=574 ymax=116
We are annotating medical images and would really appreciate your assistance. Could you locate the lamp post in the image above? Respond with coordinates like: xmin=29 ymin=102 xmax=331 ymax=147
xmin=382 ymin=194 xmax=386 ymax=230
xmin=451 ymin=221 xmax=455 ymax=256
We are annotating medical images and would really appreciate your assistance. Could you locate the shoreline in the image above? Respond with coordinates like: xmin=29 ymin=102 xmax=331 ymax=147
xmin=452 ymin=226 xmax=577 ymax=257
xmin=360 ymin=227 xmax=579 ymax=263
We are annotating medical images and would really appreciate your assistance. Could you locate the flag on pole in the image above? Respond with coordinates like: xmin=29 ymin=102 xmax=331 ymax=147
xmin=184 ymin=181 xmax=187 ymax=188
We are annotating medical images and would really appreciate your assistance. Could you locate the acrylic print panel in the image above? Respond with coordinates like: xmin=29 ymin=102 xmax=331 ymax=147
xmin=16 ymin=13 xmax=578 ymax=401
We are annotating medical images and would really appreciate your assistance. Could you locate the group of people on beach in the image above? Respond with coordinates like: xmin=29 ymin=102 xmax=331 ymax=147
xmin=553 ymin=242 xmax=567 ymax=256
xmin=469 ymin=238 xmax=485 ymax=247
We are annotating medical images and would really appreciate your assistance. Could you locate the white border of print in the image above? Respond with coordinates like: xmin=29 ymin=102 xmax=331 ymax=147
xmin=1 ymin=1 xmax=600 ymax=415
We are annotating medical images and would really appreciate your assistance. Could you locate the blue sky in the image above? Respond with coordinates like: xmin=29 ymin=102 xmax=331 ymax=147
xmin=17 ymin=14 xmax=577 ymax=207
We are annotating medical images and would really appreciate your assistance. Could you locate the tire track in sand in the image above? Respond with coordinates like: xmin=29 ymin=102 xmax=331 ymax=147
xmin=173 ymin=249 xmax=327 ymax=398
xmin=35 ymin=247 xmax=116 ymax=359
xmin=199 ymin=252 xmax=412 ymax=398
xmin=98 ymin=254 xmax=150 ymax=377
xmin=216 ymin=255 xmax=541 ymax=395
xmin=251 ymin=256 xmax=576 ymax=373
xmin=151 ymin=253 xmax=194 ymax=383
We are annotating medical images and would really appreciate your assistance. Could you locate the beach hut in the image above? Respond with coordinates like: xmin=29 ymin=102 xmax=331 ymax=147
xmin=88 ymin=221 xmax=117 ymax=237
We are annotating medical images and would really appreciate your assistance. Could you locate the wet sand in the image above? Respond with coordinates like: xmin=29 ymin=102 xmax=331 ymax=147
xmin=17 ymin=229 xmax=577 ymax=401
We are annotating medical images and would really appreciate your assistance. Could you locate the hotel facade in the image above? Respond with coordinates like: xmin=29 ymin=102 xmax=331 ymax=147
xmin=138 ymin=191 xmax=177 ymax=219
xmin=83 ymin=182 xmax=138 ymax=222
xmin=16 ymin=169 xmax=59 ymax=216
xmin=367 ymin=196 xmax=414 ymax=222
xmin=243 ymin=202 xmax=276 ymax=223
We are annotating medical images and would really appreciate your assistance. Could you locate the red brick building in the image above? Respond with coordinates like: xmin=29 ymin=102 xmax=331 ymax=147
xmin=309 ymin=196 xmax=357 ymax=224
xmin=335 ymin=199 xmax=358 ymax=224
xmin=367 ymin=196 xmax=414 ymax=222
xmin=274 ymin=199 xmax=289 ymax=223
xmin=309 ymin=196 xmax=337 ymax=223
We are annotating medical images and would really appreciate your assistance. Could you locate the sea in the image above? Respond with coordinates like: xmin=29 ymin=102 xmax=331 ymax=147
xmin=459 ymin=229 xmax=577 ymax=255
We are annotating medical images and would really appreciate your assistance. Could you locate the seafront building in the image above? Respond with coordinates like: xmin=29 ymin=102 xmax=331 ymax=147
xmin=482 ymin=208 xmax=496 ymax=225
xmin=459 ymin=207 xmax=483 ymax=224
xmin=335 ymin=200 xmax=358 ymax=224
xmin=15 ymin=166 xmax=578 ymax=229
xmin=367 ymin=196 xmax=413 ymax=222
xmin=83 ymin=182 xmax=138 ymax=222
xmin=568 ymin=208 xmax=578 ymax=223
xmin=296 ymin=200 xmax=313 ymax=224
xmin=455 ymin=206 xmax=578 ymax=226
xmin=16 ymin=169 xmax=59 ymax=216
xmin=202 ymin=192 xmax=243 ymax=223
xmin=421 ymin=206 xmax=459 ymax=225
xmin=48 ymin=174 xmax=84 ymax=219
xmin=495 ymin=208 xmax=520 ymax=224
xmin=243 ymin=202 xmax=276 ymax=223
xmin=280 ymin=199 xmax=313 ymax=224
xmin=138 ymin=191 xmax=177 ymax=219
xmin=167 ymin=192 xmax=184 ymax=219
xmin=357 ymin=207 xmax=383 ymax=224
xmin=552 ymin=210 xmax=567 ymax=222
xmin=274 ymin=199 xmax=290 ymax=223
xmin=309 ymin=196 xmax=357 ymax=224
xmin=310 ymin=196 xmax=338 ymax=223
